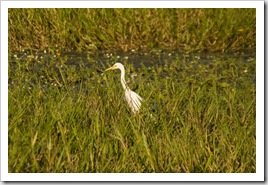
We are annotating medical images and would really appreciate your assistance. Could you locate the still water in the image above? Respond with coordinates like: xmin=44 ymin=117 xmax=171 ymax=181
xmin=9 ymin=49 xmax=256 ymax=89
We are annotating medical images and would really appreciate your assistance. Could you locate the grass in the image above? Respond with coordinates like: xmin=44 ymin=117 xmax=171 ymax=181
xmin=8 ymin=8 xmax=256 ymax=53
xmin=8 ymin=52 xmax=256 ymax=172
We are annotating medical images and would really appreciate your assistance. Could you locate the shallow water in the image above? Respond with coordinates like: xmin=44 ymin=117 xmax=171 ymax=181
xmin=10 ymin=49 xmax=255 ymax=69
xmin=9 ymin=49 xmax=256 ymax=90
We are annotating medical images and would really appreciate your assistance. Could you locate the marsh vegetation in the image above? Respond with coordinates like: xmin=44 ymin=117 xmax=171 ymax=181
xmin=8 ymin=8 xmax=256 ymax=172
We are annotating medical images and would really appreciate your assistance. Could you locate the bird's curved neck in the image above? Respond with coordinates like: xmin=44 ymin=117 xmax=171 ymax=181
xmin=120 ymin=68 xmax=128 ymax=90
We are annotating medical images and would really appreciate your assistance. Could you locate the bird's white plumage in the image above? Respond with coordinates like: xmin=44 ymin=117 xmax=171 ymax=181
xmin=104 ymin=63 xmax=143 ymax=114
xmin=125 ymin=88 xmax=143 ymax=114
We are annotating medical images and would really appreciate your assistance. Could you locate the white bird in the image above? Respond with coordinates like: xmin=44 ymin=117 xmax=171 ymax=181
xmin=104 ymin=63 xmax=143 ymax=114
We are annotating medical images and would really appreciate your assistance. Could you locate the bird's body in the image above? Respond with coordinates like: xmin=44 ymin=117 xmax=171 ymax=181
xmin=124 ymin=87 xmax=143 ymax=114
xmin=104 ymin=63 xmax=143 ymax=114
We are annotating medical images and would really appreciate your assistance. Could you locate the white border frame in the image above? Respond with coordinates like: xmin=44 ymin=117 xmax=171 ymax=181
xmin=1 ymin=1 xmax=264 ymax=182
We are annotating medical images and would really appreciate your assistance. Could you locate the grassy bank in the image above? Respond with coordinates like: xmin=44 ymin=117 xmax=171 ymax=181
xmin=8 ymin=52 xmax=256 ymax=172
xmin=8 ymin=8 xmax=255 ymax=53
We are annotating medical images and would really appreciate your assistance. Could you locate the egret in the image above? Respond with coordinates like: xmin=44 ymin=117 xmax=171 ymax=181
xmin=104 ymin=63 xmax=143 ymax=114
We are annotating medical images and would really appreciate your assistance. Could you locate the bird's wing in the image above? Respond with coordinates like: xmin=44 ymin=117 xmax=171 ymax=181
xmin=125 ymin=89 xmax=143 ymax=113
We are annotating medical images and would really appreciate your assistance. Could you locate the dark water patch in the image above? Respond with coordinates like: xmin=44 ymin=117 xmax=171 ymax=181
xmin=10 ymin=49 xmax=255 ymax=67
xmin=9 ymin=50 xmax=256 ymax=92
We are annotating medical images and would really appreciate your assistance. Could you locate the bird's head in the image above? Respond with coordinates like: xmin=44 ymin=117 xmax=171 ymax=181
xmin=104 ymin=63 xmax=124 ymax=72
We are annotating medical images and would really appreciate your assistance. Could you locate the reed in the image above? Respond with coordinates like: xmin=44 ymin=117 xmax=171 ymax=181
xmin=8 ymin=52 xmax=256 ymax=172
xmin=8 ymin=8 xmax=255 ymax=53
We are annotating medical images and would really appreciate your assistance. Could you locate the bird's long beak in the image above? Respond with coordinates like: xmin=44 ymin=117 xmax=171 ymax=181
xmin=104 ymin=66 xmax=117 ymax=72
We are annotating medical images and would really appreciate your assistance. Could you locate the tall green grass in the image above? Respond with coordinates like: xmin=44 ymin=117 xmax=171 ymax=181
xmin=8 ymin=53 xmax=256 ymax=172
xmin=8 ymin=8 xmax=255 ymax=53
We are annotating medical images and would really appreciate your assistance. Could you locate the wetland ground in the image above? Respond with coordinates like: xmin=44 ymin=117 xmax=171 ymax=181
xmin=7 ymin=8 xmax=257 ymax=173
xmin=8 ymin=50 xmax=256 ymax=172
